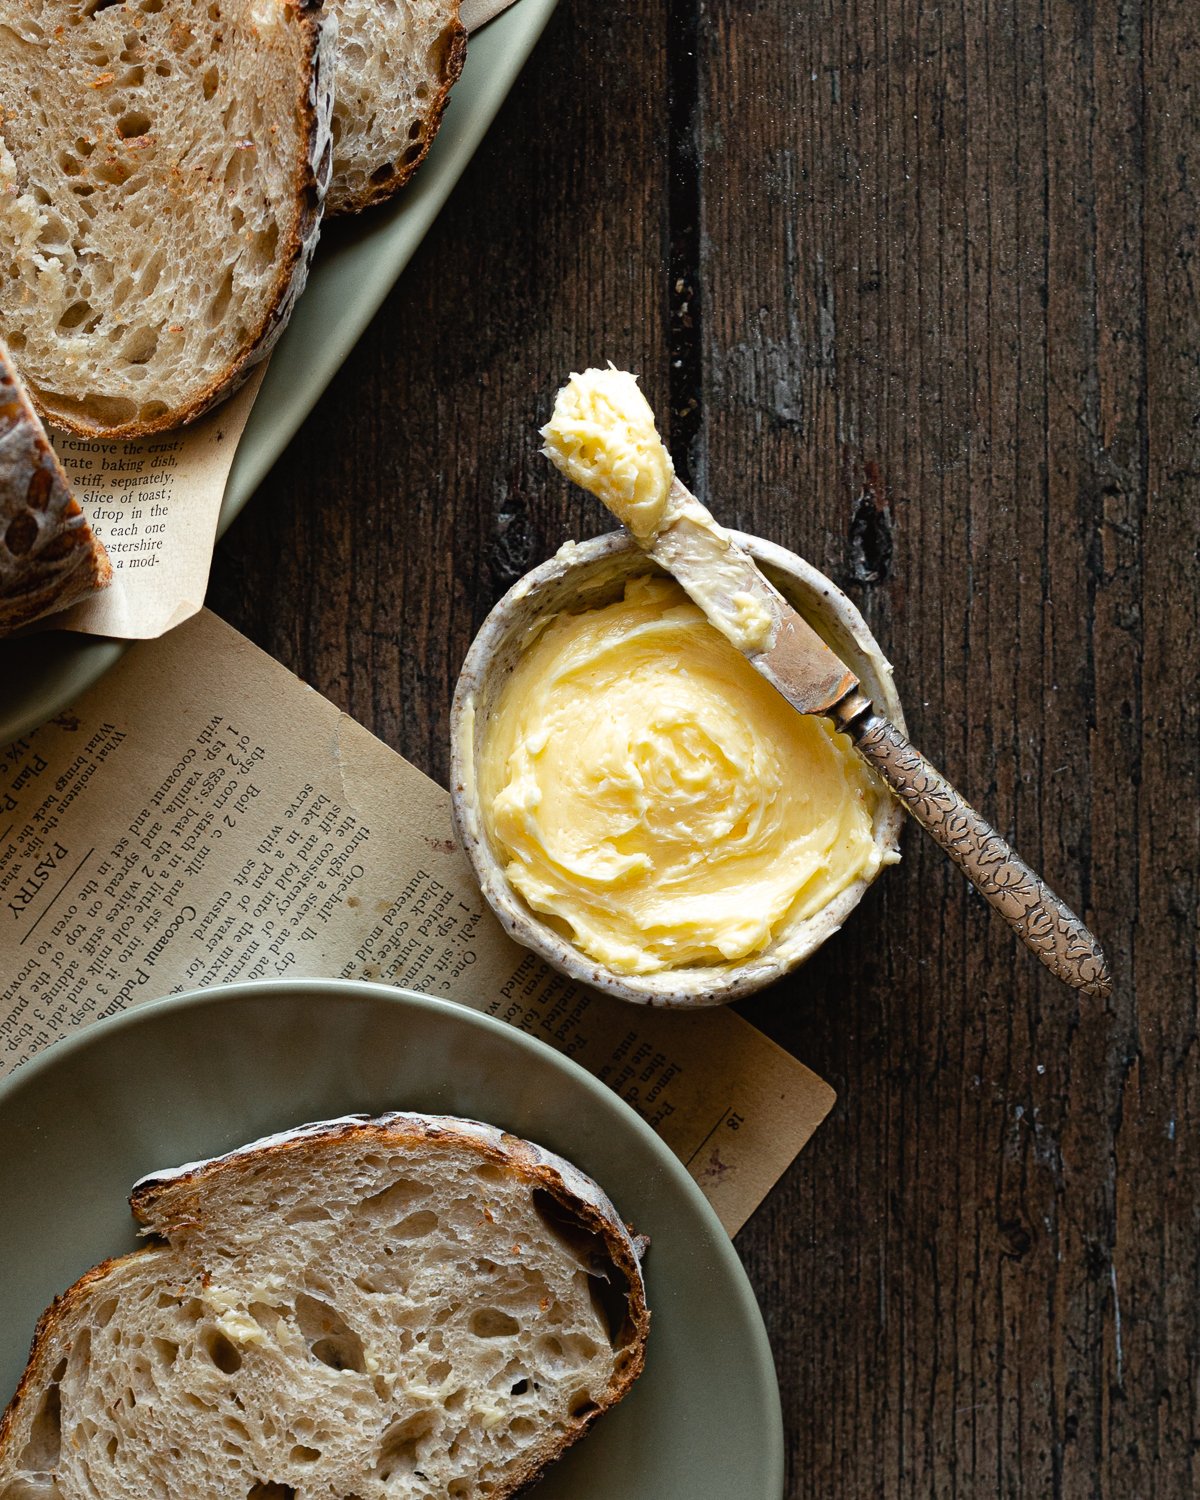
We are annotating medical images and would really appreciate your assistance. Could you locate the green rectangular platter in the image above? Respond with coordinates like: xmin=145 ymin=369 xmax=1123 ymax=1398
xmin=0 ymin=0 xmax=558 ymax=747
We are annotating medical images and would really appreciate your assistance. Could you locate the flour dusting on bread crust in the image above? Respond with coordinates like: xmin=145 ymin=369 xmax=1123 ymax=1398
xmin=0 ymin=338 xmax=111 ymax=635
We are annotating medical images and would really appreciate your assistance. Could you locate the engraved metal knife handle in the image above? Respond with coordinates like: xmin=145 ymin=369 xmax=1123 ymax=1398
xmin=832 ymin=696 xmax=1112 ymax=998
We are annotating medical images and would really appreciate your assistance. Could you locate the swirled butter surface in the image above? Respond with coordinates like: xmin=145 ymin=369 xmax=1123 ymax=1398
xmin=479 ymin=575 xmax=886 ymax=975
xmin=540 ymin=366 xmax=674 ymax=541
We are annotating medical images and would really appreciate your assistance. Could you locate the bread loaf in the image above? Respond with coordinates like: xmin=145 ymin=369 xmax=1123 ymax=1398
xmin=325 ymin=0 xmax=466 ymax=215
xmin=0 ymin=1113 xmax=650 ymax=1500
xmin=0 ymin=0 xmax=335 ymax=439
xmin=0 ymin=337 xmax=111 ymax=635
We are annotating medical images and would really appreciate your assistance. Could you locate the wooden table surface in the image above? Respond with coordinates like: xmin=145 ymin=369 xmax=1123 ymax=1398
xmin=210 ymin=1 xmax=1199 ymax=1493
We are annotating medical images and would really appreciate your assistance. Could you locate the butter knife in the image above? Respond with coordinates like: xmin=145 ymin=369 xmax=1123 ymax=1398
xmin=642 ymin=478 xmax=1112 ymax=998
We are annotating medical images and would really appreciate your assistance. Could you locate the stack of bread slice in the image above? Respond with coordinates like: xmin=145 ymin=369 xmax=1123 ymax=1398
xmin=0 ymin=0 xmax=465 ymax=625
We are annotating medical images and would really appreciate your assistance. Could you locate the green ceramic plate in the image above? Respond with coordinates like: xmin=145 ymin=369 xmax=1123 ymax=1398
xmin=0 ymin=980 xmax=785 ymax=1498
xmin=0 ymin=0 xmax=557 ymax=748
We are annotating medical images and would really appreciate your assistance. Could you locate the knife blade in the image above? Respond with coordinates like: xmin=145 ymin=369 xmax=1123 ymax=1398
xmin=648 ymin=480 xmax=861 ymax=713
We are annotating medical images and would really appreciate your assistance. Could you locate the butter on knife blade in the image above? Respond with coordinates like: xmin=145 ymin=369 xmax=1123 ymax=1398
xmin=540 ymin=366 xmax=1113 ymax=999
xmin=540 ymin=366 xmax=858 ymax=711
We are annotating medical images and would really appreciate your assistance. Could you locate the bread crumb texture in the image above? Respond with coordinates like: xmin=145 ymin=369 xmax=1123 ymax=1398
xmin=325 ymin=0 xmax=465 ymax=215
xmin=0 ymin=1115 xmax=649 ymax=1500
xmin=0 ymin=0 xmax=332 ymax=436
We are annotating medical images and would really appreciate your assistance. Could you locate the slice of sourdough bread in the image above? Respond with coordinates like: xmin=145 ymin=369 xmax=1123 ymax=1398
xmin=0 ymin=0 xmax=335 ymax=439
xmin=325 ymin=0 xmax=466 ymax=215
xmin=0 ymin=1113 xmax=650 ymax=1500
xmin=0 ymin=337 xmax=111 ymax=634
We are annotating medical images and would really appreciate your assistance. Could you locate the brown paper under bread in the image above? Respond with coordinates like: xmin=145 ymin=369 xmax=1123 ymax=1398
xmin=0 ymin=341 xmax=111 ymax=637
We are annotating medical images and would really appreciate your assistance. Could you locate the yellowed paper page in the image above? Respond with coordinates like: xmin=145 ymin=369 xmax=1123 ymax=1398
xmin=0 ymin=612 xmax=834 ymax=1233
xmin=44 ymin=368 xmax=267 ymax=641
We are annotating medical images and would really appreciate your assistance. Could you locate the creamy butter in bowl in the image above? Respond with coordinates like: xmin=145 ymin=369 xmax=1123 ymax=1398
xmin=451 ymin=531 xmax=907 ymax=1006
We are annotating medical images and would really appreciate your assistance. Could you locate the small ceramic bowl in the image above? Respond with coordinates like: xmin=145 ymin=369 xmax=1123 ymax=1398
xmin=449 ymin=531 xmax=907 ymax=1007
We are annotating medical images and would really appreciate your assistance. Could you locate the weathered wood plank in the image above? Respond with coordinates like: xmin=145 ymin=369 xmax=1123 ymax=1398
xmin=209 ymin=0 xmax=1198 ymax=1492
xmin=696 ymin=0 xmax=1196 ymax=1494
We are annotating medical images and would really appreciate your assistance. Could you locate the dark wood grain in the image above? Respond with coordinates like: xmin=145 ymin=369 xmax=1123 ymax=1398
xmin=209 ymin=0 xmax=1200 ymax=1492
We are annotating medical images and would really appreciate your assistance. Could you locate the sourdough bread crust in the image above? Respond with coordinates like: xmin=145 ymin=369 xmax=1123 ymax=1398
xmin=0 ymin=338 xmax=112 ymax=633
xmin=0 ymin=0 xmax=336 ymax=441
xmin=325 ymin=3 xmax=467 ymax=217
xmin=0 ymin=1112 xmax=650 ymax=1500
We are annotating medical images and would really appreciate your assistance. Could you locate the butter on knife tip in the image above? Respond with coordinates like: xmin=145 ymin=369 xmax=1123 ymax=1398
xmin=540 ymin=367 xmax=778 ymax=655
xmin=540 ymin=366 xmax=675 ymax=540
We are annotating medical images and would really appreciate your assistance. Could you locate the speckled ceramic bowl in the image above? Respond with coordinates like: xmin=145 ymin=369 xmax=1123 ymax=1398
xmin=449 ymin=530 xmax=907 ymax=1007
